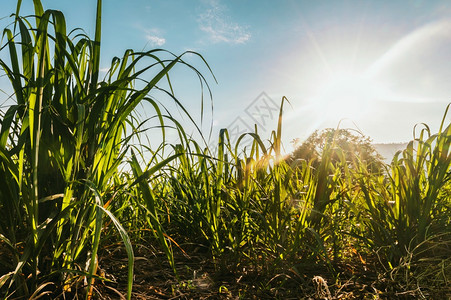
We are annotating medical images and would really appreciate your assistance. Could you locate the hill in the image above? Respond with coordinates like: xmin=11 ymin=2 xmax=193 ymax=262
xmin=373 ymin=142 xmax=408 ymax=162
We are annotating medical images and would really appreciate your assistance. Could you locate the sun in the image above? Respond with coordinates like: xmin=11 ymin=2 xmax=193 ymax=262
xmin=309 ymin=70 xmax=384 ymax=124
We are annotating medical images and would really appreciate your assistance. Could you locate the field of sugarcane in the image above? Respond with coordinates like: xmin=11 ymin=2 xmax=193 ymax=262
xmin=0 ymin=1 xmax=450 ymax=299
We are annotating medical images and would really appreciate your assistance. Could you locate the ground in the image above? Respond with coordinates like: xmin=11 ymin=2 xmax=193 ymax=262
xmin=74 ymin=244 xmax=450 ymax=300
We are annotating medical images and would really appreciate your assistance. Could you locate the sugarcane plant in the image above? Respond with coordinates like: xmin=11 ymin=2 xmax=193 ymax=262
xmin=0 ymin=0 xmax=212 ymax=298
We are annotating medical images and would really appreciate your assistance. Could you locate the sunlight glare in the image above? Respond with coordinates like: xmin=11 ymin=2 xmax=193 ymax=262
xmin=310 ymin=70 xmax=383 ymax=123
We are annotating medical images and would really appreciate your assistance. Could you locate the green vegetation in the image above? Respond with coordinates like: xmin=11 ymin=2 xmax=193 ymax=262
xmin=0 ymin=1 xmax=449 ymax=299
xmin=290 ymin=128 xmax=384 ymax=173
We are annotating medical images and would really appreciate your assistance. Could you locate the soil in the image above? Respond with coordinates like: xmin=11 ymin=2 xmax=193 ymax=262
xmin=72 ymin=244 xmax=450 ymax=300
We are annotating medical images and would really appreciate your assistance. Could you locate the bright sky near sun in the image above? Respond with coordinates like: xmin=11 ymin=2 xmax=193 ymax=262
xmin=2 ymin=0 xmax=451 ymax=149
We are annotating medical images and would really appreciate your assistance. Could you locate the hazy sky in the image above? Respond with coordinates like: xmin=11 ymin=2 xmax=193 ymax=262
xmin=2 ymin=0 xmax=451 ymax=150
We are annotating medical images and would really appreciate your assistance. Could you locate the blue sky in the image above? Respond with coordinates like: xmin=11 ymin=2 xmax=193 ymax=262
xmin=2 ymin=0 xmax=451 ymax=150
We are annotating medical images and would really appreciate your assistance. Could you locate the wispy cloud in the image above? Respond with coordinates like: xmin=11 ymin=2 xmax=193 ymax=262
xmin=198 ymin=0 xmax=251 ymax=44
xmin=135 ymin=26 xmax=166 ymax=47
xmin=146 ymin=34 xmax=166 ymax=47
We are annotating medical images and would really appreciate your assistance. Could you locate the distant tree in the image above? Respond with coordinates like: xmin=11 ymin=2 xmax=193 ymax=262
xmin=289 ymin=128 xmax=384 ymax=172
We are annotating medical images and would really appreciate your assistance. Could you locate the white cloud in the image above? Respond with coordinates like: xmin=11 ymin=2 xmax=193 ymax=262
xmin=139 ymin=27 xmax=166 ymax=47
xmin=199 ymin=0 xmax=251 ymax=44
xmin=146 ymin=34 xmax=166 ymax=47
